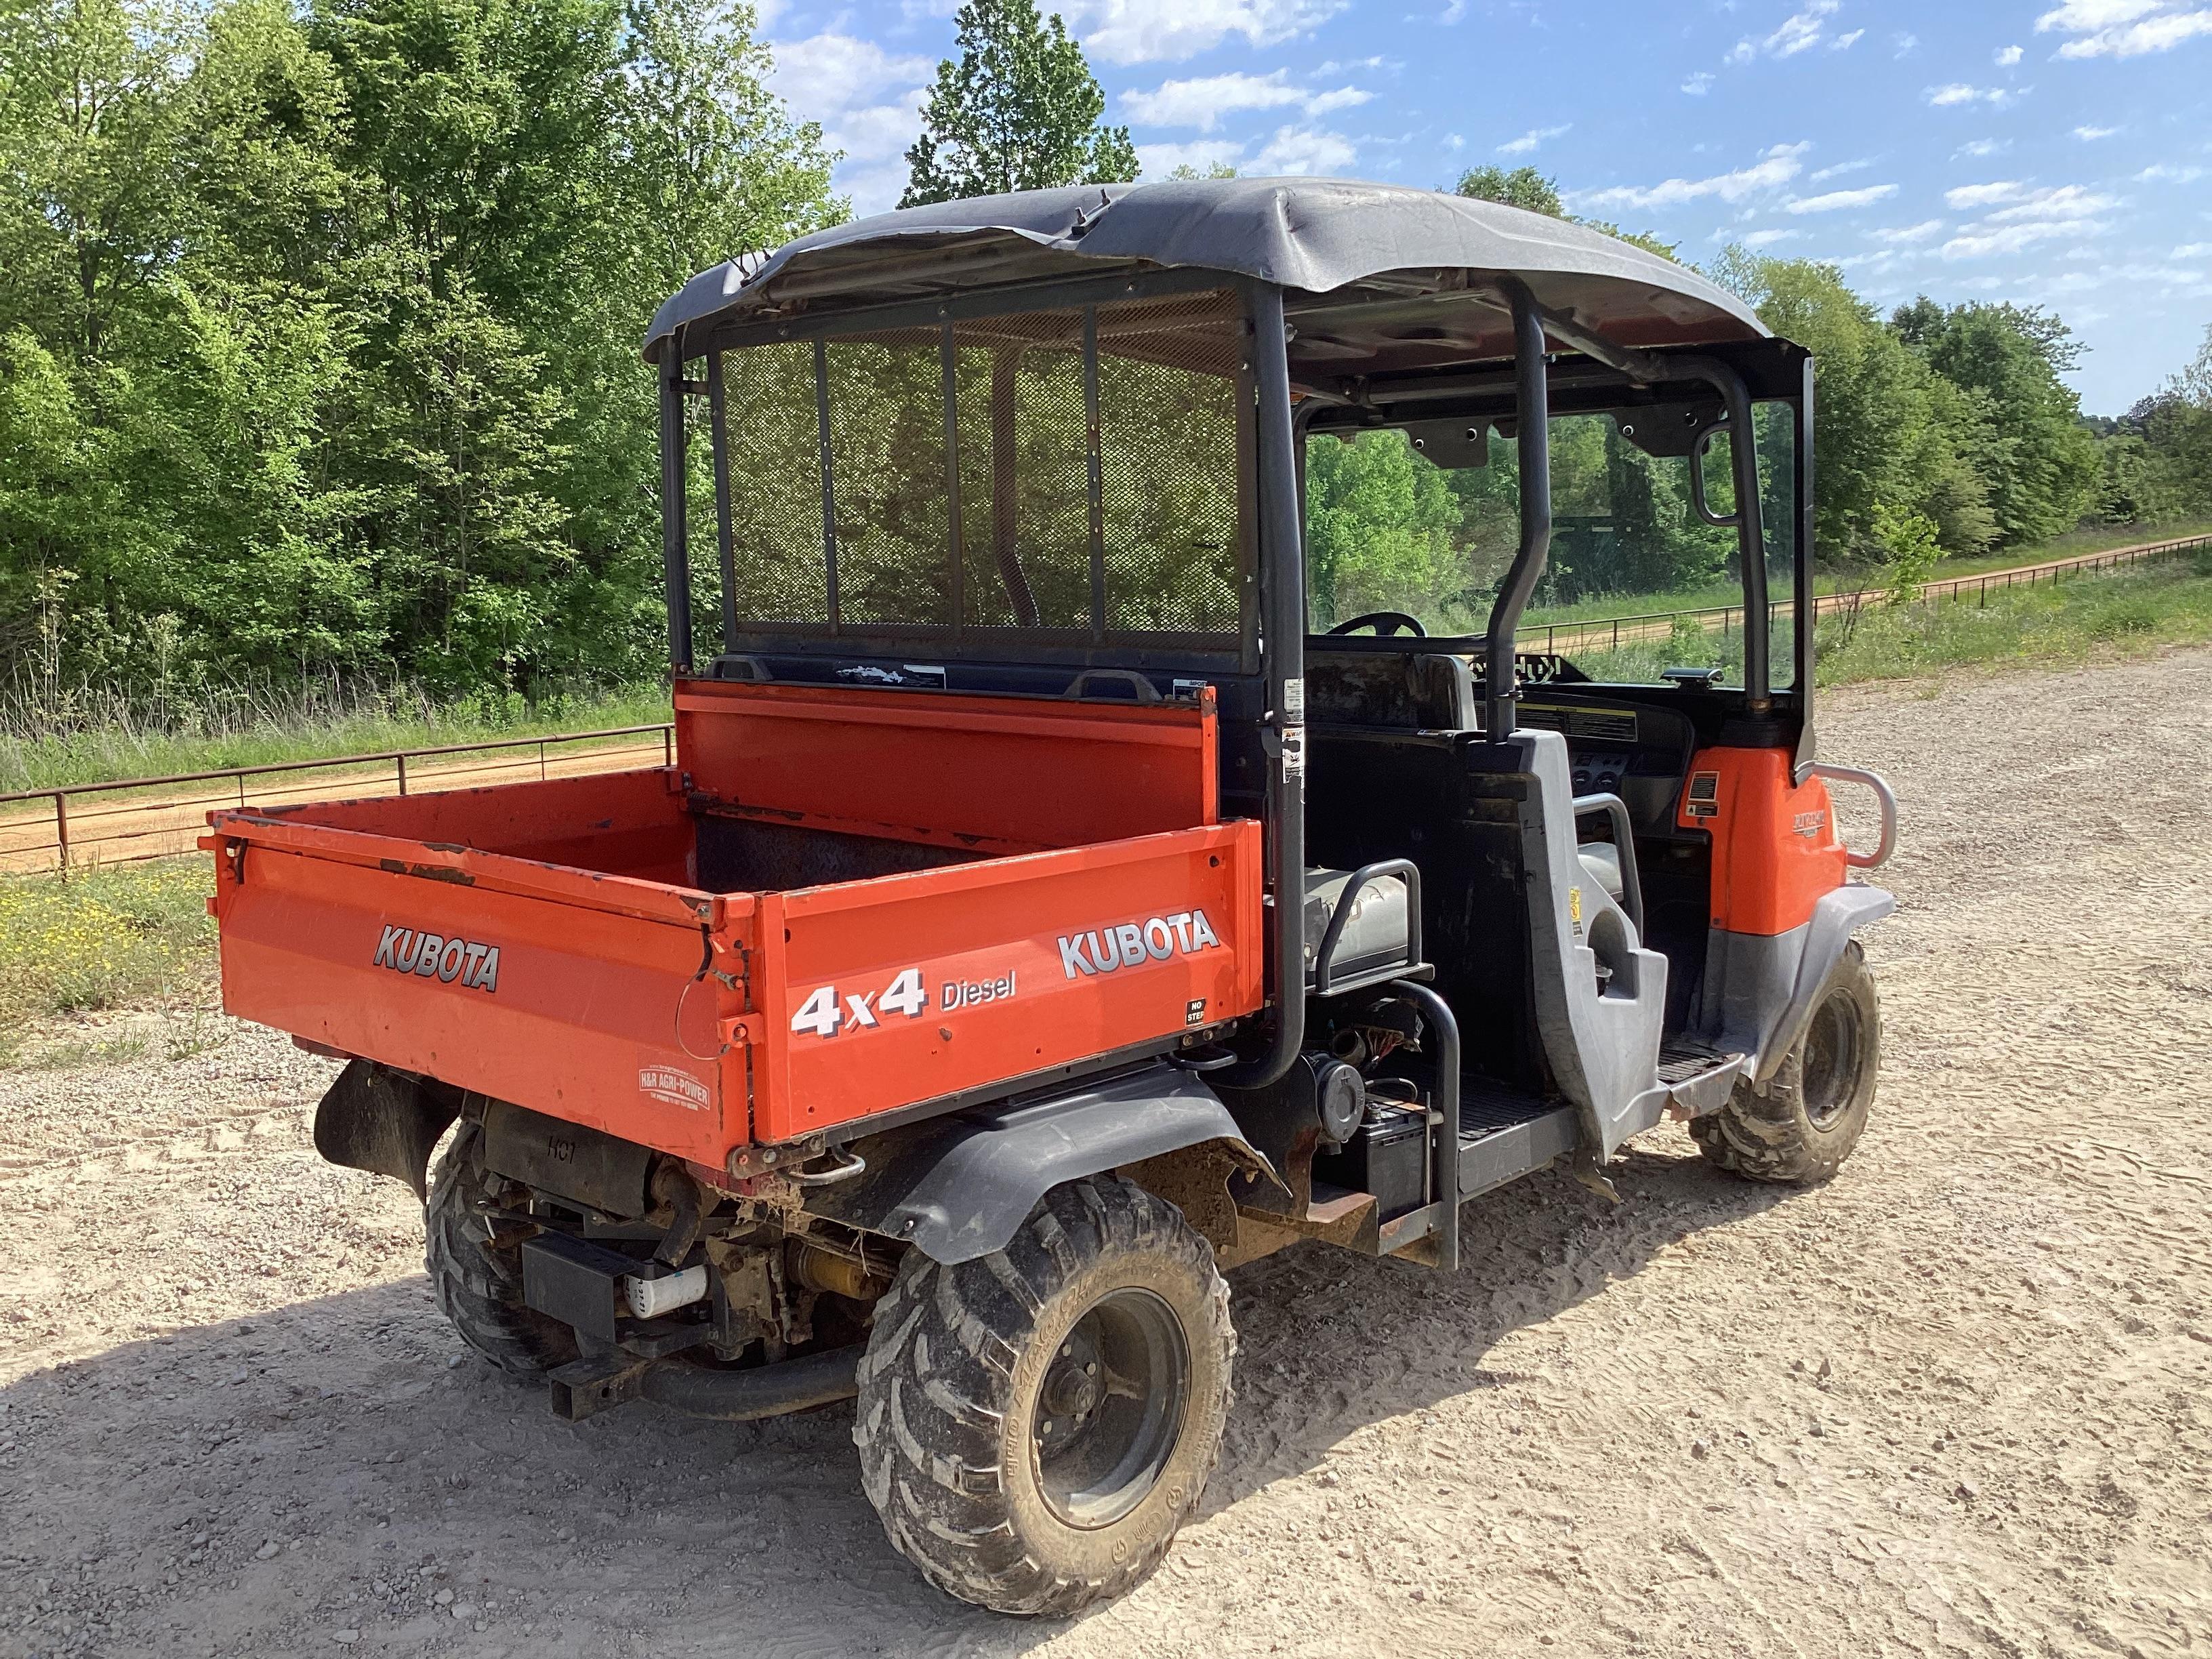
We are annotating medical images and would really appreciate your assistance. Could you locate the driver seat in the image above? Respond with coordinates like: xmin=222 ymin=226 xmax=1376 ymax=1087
xmin=1380 ymin=651 xmax=1634 ymax=910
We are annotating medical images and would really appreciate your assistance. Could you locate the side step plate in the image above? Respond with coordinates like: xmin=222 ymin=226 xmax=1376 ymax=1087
xmin=1657 ymin=1042 xmax=1747 ymax=1117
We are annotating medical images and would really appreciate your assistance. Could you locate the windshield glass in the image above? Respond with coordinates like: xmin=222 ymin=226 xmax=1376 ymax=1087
xmin=1303 ymin=403 xmax=1798 ymax=689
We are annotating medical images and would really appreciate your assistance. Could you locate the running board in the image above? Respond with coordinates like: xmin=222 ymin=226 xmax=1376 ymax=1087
xmin=1658 ymin=1042 xmax=1746 ymax=1118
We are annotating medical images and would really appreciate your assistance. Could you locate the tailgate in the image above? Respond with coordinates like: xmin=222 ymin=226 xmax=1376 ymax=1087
xmin=207 ymin=814 xmax=750 ymax=1168
xmin=753 ymin=821 xmax=1263 ymax=1143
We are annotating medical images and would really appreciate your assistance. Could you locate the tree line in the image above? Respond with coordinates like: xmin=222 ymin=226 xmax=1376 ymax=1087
xmin=2 ymin=0 xmax=2208 ymax=716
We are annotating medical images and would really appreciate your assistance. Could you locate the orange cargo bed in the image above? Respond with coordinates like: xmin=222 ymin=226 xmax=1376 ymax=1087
xmin=204 ymin=681 xmax=1264 ymax=1172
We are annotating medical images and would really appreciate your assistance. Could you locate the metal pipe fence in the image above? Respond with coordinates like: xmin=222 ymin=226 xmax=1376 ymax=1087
xmin=1513 ymin=532 xmax=2210 ymax=658
xmin=5 ymin=531 xmax=2207 ymax=881
xmin=1 ymin=724 xmax=674 ymax=879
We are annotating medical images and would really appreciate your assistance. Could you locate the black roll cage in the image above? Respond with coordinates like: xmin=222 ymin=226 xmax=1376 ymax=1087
xmin=655 ymin=274 xmax=1818 ymax=1090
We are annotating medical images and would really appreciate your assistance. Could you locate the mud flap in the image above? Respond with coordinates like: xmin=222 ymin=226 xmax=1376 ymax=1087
xmin=312 ymin=1061 xmax=460 ymax=1200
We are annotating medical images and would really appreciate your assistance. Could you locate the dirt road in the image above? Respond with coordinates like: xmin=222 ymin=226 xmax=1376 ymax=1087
xmin=3 ymin=650 xmax=2209 ymax=1658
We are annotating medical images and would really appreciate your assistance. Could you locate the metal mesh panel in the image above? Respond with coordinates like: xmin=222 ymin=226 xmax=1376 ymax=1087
xmin=951 ymin=312 xmax=1090 ymax=631
xmin=702 ymin=285 xmax=1249 ymax=648
xmin=721 ymin=342 xmax=827 ymax=623
xmin=1097 ymin=293 xmax=1242 ymax=632
xmin=825 ymin=337 xmax=955 ymax=626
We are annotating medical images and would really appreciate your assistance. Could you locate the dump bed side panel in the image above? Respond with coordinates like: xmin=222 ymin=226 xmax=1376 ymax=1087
xmin=675 ymin=679 xmax=1219 ymax=848
xmin=755 ymin=821 xmax=1263 ymax=1143
xmin=249 ymin=767 xmax=696 ymax=887
xmin=212 ymin=840 xmax=748 ymax=1166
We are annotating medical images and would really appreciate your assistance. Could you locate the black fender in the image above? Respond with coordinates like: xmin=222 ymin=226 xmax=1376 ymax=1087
xmin=806 ymin=1065 xmax=1287 ymax=1264
xmin=1755 ymin=885 xmax=1894 ymax=1082
xmin=1699 ymin=885 xmax=1895 ymax=1086
xmin=312 ymin=1060 xmax=461 ymax=1200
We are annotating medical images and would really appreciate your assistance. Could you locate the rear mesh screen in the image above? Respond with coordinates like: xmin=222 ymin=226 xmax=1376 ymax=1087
xmin=701 ymin=289 xmax=1249 ymax=646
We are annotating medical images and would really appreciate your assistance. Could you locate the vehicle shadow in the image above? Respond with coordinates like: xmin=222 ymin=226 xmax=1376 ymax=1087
xmin=0 ymin=1134 xmax=1784 ymax=1659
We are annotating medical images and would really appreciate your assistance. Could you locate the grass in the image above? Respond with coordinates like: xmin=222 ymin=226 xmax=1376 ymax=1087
xmin=1562 ymin=551 xmax=2212 ymax=685
xmin=0 ymin=679 xmax=670 ymax=796
xmin=0 ymin=855 xmax=220 ymax=1061
xmin=9 ymin=562 xmax=2212 ymax=1070
xmin=1517 ymin=518 xmax=2212 ymax=629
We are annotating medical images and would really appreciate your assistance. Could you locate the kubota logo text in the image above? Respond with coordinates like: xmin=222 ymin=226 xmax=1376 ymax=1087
xmin=1058 ymin=910 xmax=1222 ymax=979
xmin=373 ymin=925 xmax=501 ymax=991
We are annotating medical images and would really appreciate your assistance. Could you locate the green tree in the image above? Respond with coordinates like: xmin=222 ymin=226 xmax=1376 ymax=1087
xmin=1452 ymin=165 xmax=1561 ymax=217
xmin=1891 ymin=299 xmax=2100 ymax=546
xmin=1454 ymin=163 xmax=1679 ymax=262
xmin=2132 ymin=325 xmax=2212 ymax=518
xmin=1712 ymin=249 xmax=1991 ymax=561
xmin=901 ymin=0 xmax=1136 ymax=208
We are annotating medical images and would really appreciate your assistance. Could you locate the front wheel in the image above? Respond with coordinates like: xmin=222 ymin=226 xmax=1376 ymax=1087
xmin=1692 ymin=941 xmax=1880 ymax=1184
xmin=854 ymin=1176 xmax=1233 ymax=1617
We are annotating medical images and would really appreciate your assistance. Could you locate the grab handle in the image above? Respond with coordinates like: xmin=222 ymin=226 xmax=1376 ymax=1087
xmin=1809 ymin=764 xmax=1898 ymax=869
xmin=1572 ymin=794 xmax=1645 ymax=938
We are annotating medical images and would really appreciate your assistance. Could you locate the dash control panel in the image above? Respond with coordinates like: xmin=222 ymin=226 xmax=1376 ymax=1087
xmin=1571 ymin=752 xmax=1630 ymax=796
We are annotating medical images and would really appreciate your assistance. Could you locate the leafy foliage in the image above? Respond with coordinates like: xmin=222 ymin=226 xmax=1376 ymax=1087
xmin=900 ymin=0 xmax=1136 ymax=208
xmin=0 ymin=0 xmax=840 ymax=712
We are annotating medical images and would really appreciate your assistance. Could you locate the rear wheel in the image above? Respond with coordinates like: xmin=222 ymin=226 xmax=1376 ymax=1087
xmin=424 ymin=1122 xmax=578 ymax=1377
xmin=854 ymin=1176 xmax=1233 ymax=1616
xmin=1692 ymin=942 xmax=1880 ymax=1185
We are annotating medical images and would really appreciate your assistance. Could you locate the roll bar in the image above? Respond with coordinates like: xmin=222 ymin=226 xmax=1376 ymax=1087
xmin=1481 ymin=282 xmax=1553 ymax=740
xmin=1219 ymin=282 xmax=1309 ymax=1087
xmin=1675 ymin=354 xmax=1771 ymax=713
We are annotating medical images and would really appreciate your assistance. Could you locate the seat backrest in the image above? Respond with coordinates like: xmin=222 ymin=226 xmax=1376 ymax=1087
xmin=1305 ymin=649 xmax=1477 ymax=731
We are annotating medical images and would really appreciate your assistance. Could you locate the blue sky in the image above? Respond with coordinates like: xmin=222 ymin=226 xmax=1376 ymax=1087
xmin=755 ymin=0 xmax=2212 ymax=413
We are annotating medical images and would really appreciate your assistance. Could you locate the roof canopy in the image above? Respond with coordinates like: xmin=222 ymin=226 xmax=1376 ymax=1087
xmin=644 ymin=178 xmax=1769 ymax=385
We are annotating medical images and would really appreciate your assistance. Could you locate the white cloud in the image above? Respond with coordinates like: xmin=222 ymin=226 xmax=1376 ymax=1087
xmin=1941 ymin=220 xmax=2100 ymax=258
xmin=1063 ymin=0 xmax=1347 ymax=66
xmin=1957 ymin=138 xmax=2012 ymax=157
xmin=1830 ymin=28 xmax=1865 ymax=48
xmin=1740 ymin=228 xmax=1801 ymax=247
xmin=1870 ymin=220 xmax=1947 ymax=244
xmin=1892 ymin=31 xmax=1919 ymax=54
xmin=1946 ymin=180 xmax=2030 ymax=207
xmin=1995 ymin=43 xmax=2025 ymax=63
xmin=1569 ymin=142 xmax=1810 ymax=212
xmin=1984 ymin=184 xmax=2118 ymax=222
xmin=1730 ymin=0 xmax=1845 ymax=62
xmin=2139 ymin=163 xmax=2209 ymax=182
xmin=1786 ymin=183 xmax=1899 ymax=213
xmin=766 ymin=33 xmax=932 ymax=119
xmin=1120 ymin=70 xmax=1372 ymax=131
xmin=1811 ymin=157 xmax=1874 ymax=181
xmin=1122 ymin=71 xmax=1303 ymax=129
xmin=1498 ymin=123 xmax=1571 ymax=156
xmin=2036 ymin=0 xmax=2212 ymax=57
xmin=1307 ymin=86 xmax=1373 ymax=116
xmin=1927 ymin=83 xmax=2015 ymax=105
xmin=1682 ymin=71 xmax=1716 ymax=95
xmin=2074 ymin=124 xmax=2120 ymax=138
xmin=1315 ymin=55 xmax=1389 ymax=73
xmin=1938 ymin=183 xmax=2120 ymax=259
xmin=1133 ymin=137 xmax=1246 ymax=177
xmin=2173 ymin=241 xmax=2212 ymax=256
xmin=1444 ymin=132 xmax=1465 ymax=151
xmin=1248 ymin=123 xmax=1358 ymax=174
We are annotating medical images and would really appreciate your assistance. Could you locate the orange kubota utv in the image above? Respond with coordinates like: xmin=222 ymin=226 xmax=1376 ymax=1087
xmin=204 ymin=179 xmax=1897 ymax=1616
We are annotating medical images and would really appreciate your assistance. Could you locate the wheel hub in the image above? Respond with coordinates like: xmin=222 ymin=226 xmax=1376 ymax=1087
xmin=1029 ymin=1287 xmax=1190 ymax=1530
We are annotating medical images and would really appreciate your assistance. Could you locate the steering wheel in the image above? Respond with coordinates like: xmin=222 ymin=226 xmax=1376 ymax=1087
xmin=1326 ymin=611 xmax=1427 ymax=638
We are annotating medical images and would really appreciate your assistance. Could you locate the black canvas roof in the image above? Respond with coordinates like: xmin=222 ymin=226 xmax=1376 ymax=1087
xmin=642 ymin=178 xmax=1768 ymax=380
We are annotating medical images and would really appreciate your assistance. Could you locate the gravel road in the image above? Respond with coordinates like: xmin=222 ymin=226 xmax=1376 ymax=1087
xmin=3 ymin=650 xmax=2209 ymax=1659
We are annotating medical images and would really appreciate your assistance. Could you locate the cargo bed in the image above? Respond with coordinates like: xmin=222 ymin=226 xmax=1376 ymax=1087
xmin=205 ymin=681 xmax=1263 ymax=1172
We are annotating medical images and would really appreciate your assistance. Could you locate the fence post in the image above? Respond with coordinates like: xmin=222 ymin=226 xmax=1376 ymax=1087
xmin=539 ymin=739 xmax=548 ymax=782
xmin=663 ymin=726 xmax=673 ymax=767
xmin=1612 ymin=619 xmax=1620 ymax=651
xmin=396 ymin=754 xmax=409 ymax=796
xmin=54 ymin=791 xmax=69 ymax=881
